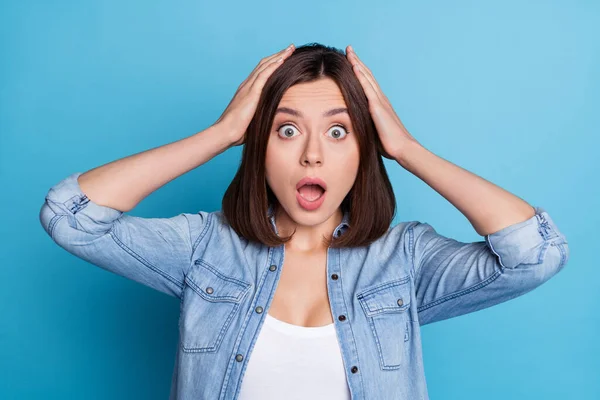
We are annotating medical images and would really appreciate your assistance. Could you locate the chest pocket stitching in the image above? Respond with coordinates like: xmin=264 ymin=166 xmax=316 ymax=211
xmin=357 ymin=276 xmax=412 ymax=370
xmin=357 ymin=276 xmax=411 ymax=316
xmin=186 ymin=259 xmax=251 ymax=302
xmin=179 ymin=259 xmax=251 ymax=353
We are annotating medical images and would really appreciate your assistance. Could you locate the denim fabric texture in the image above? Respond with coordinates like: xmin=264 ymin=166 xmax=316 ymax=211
xmin=39 ymin=172 xmax=570 ymax=400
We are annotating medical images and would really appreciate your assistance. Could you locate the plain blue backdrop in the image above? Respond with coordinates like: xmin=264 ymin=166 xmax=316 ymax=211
xmin=1 ymin=0 xmax=597 ymax=399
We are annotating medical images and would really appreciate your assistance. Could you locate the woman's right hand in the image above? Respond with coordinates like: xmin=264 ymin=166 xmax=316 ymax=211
xmin=213 ymin=43 xmax=296 ymax=147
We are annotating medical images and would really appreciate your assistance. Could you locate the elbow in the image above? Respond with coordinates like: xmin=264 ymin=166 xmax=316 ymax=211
xmin=39 ymin=198 xmax=77 ymax=244
xmin=534 ymin=238 xmax=570 ymax=283
xmin=39 ymin=200 xmax=61 ymax=240
xmin=39 ymin=200 xmax=94 ymax=253
xmin=549 ymin=238 xmax=570 ymax=272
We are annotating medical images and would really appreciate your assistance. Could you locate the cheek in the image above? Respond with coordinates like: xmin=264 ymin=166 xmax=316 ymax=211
xmin=266 ymin=143 xmax=286 ymax=174
xmin=336 ymin=142 xmax=360 ymax=170
xmin=265 ymin=142 xmax=291 ymax=189
xmin=334 ymin=149 xmax=360 ymax=189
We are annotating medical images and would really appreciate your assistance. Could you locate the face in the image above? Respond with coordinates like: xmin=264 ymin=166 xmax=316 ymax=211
xmin=265 ymin=77 xmax=360 ymax=228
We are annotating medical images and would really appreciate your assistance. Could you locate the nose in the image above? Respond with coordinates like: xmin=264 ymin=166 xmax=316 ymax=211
xmin=301 ymin=132 xmax=323 ymax=166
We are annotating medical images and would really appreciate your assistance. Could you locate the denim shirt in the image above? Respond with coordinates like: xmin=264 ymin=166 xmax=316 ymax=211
xmin=39 ymin=172 xmax=570 ymax=400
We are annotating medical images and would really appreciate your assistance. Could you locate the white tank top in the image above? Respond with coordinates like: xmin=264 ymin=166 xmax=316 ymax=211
xmin=238 ymin=313 xmax=352 ymax=400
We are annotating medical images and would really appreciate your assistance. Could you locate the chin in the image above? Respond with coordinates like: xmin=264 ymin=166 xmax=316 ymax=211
xmin=292 ymin=201 xmax=338 ymax=226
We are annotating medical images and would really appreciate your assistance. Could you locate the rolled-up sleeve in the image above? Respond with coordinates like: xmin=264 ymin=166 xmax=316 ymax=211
xmin=409 ymin=206 xmax=569 ymax=326
xmin=39 ymin=172 xmax=210 ymax=299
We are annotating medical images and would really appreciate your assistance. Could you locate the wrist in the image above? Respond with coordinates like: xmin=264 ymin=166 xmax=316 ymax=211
xmin=208 ymin=121 xmax=240 ymax=149
xmin=394 ymin=139 xmax=427 ymax=170
xmin=195 ymin=123 xmax=235 ymax=155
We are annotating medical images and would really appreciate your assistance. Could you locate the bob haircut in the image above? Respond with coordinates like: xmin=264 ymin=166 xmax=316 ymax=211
xmin=222 ymin=42 xmax=396 ymax=248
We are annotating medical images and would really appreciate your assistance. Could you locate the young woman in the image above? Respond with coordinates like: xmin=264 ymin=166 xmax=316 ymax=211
xmin=39 ymin=43 xmax=570 ymax=400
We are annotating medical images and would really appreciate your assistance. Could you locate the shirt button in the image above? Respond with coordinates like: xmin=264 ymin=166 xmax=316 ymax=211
xmin=331 ymin=273 xmax=339 ymax=280
xmin=269 ymin=264 xmax=277 ymax=271
xmin=255 ymin=306 xmax=263 ymax=314
xmin=338 ymin=315 xmax=346 ymax=321
xmin=351 ymin=366 xmax=358 ymax=373
xmin=397 ymin=298 xmax=403 ymax=306
xmin=206 ymin=287 xmax=214 ymax=294
xmin=235 ymin=354 xmax=244 ymax=362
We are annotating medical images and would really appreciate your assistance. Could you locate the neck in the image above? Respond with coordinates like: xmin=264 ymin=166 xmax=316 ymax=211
xmin=273 ymin=204 xmax=343 ymax=253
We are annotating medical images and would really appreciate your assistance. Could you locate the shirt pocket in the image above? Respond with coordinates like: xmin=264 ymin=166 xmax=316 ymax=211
xmin=179 ymin=259 xmax=251 ymax=353
xmin=357 ymin=276 xmax=413 ymax=370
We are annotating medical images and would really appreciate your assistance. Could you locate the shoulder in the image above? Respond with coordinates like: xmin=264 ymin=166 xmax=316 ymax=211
xmin=184 ymin=209 xmax=247 ymax=253
xmin=366 ymin=220 xmax=424 ymax=256
xmin=361 ymin=219 xmax=450 ymax=264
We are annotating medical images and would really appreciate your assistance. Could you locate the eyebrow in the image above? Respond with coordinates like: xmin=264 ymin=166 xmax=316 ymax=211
xmin=275 ymin=107 xmax=349 ymax=118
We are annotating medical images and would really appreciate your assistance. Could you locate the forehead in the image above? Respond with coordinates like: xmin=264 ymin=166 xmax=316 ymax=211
xmin=278 ymin=78 xmax=347 ymax=111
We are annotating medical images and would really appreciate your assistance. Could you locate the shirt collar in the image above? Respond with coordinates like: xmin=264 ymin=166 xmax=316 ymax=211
xmin=267 ymin=203 xmax=350 ymax=239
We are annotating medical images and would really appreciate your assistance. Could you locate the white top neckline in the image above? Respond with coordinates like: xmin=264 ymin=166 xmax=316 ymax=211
xmin=239 ymin=312 xmax=350 ymax=399
xmin=264 ymin=313 xmax=336 ymax=338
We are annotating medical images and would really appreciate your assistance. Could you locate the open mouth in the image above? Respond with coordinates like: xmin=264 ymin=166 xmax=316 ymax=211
xmin=295 ymin=177 xmax=327 ymax=211
xmin=297 ymin=183 xmax=326 ymax=201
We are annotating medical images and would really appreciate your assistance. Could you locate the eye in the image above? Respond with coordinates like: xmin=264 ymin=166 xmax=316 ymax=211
xmin=276 ymin=124 xmax=299 ymax=139
xmin=275 ymin=123 xmax=351 ymax=140
xmin=327 ymin=124 xmax=350 ymax=140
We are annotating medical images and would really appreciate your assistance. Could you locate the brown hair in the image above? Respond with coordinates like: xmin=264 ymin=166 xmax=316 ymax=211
xmin=222 ymin=42 xmax=396 ymax=248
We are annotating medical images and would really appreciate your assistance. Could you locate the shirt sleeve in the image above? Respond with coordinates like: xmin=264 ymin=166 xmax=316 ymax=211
xmin=409 ymin=206 xmax=569 ymax=326
xmin=39 ymin=172 xmax=211 ymax=299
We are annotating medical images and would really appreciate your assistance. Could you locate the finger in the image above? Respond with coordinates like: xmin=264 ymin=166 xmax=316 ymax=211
xmin=238 ymin=46 xmax=291 ymax=91
xmin=266 ymin=44 xmax=295 ymax=64
xmin=346 ymin=48 xmax=384 ymax=97
xmin=346 ymin=47 xmax=379 ymax=89
xmin=350 ymin=59 xmax=381 ymax=100
xmin=347 ymin=49 xmax=396 ymax=113
xmin=247 ymin=46 xmax=294 ymax=89
xmin=237 ymin=45 xmax=293 ymax=91
xmin=347 ymin=52 xmax=383 ymax=105
xmin=352 ymin=63 xmax=381 ymax=104
xmin=249 ymin=54 xmax=287 ymax=94
xmin=243 ymin=44 xmax=294 ymax=89
xmin=350 ymin=57 xmax=404 ymax=130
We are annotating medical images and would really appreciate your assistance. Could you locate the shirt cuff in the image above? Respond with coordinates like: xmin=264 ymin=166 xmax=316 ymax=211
xmin=484 ymin=206 xmax=566 ymax=269
xmin=44 ymin=172 xmax=124 ymax=232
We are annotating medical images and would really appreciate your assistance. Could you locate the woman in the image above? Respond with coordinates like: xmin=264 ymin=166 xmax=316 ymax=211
xmin=39 ymin=42 xmax=570 ymax=400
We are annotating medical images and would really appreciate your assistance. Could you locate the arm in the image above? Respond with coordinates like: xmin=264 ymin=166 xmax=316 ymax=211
xmin=396 ymin=140 xmax=537 ymax=236
xmin=397 ymin=141 xmax=569 ymax=325
xmin=343 ymin=47 xmax=569 ymax=325
xmin=39 ymin=124 xmax=235 ymax=299
xmin=39 ymin=44 xmax=296 ymax=299
xmin=76 ymin=123 xmax=235 ymax=213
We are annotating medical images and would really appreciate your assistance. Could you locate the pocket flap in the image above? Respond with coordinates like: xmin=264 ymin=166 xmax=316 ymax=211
xmin=185 ymin=259 xmax=251 ymax=303
xmin=357 ymin=277 xmax=411 ymax=317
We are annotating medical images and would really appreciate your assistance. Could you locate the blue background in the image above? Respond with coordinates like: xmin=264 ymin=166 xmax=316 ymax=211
xmin=1 ymin=0 xmax=598 ymax=398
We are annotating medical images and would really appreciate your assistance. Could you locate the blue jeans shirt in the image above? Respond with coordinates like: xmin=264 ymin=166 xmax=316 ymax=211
xmin=39 ymin=172 xmax=570 ymax=399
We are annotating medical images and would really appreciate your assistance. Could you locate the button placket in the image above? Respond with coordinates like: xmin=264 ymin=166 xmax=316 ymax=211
xmin=222 ymin=248 xmax=285 ymax=399
xmin=254 ymin=264 xmax=277 ymax=318
xmin=326 ymin=247 xmax=365 ymax=398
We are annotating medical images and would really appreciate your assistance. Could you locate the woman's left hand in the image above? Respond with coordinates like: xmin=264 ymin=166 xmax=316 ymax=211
xmin=346 ymin=45 xmax=419 ymax=160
